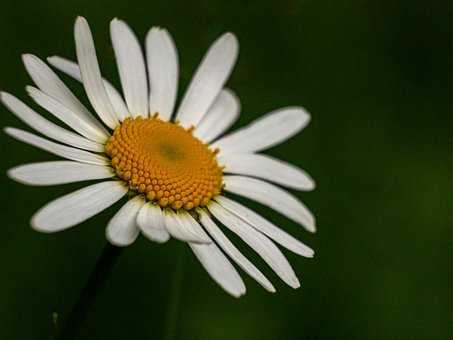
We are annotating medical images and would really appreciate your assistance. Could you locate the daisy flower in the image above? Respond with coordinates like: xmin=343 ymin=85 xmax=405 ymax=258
xmin=2 ymin=17 xmax=316 ymax=297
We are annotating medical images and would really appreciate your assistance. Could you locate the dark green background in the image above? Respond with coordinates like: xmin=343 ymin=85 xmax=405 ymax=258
xmin=1 ymin=0 xmax=453 ymax=339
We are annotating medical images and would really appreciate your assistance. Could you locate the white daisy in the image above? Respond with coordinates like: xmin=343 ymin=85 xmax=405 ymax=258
xmin=2 ymin=17 xmax=316 ymax=297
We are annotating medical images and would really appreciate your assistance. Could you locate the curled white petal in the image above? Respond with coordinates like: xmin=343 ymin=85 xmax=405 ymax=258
xmin=106 ymin=195 xmax=143 ymax=247
xmin=163 ymin=210 xmax=210 ymax=243
xmin=137 ymin=202 xmax=170 ymax=243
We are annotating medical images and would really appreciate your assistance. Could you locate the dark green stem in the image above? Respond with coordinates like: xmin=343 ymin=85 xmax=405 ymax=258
xmin=163 ymin=244 xmax=185 ymax=340
xmin=58 ymin=243 xmax=123 ymax=340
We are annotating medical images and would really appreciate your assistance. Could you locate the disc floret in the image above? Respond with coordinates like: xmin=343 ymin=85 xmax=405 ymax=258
xmin=105 ymin=116 xmax=223 ymax=210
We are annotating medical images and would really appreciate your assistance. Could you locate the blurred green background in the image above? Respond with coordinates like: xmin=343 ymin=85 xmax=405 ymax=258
xmin=1 ymin=0 xmax=453 ymax=339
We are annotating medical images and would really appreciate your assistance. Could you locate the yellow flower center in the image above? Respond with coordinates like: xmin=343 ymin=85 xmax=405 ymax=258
xmin=105 ymin=116 xmax=223 ymax=210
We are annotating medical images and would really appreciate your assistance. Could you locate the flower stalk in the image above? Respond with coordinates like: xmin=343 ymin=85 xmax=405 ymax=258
xmin=58 ymin=243 xmax=123 ymax=340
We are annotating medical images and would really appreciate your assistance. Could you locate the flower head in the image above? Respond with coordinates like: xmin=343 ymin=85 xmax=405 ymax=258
xmin=2 ymin=17 xmax=316 ymax=297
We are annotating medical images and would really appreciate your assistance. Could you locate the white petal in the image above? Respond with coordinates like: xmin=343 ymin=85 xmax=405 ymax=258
xmin=176 ymin=33 xmax=238 ymax=128
xmin=31 ymin=181 xmax=127 ymax=232
xmin=106 ymin=195 xmax=143 ymax=246
xmin=212 ymin=107 xmax=310 ymax=154
xmin=5 ymin=127 xmax=108 ymax=166
xmin=198 ymin=209 xmax=275 ymax=292
xmin=218 ymin=153 xmax=315 ymax=191
xmin=46 ymin=56 xmax=84 ymax=79
xmin=22 ymin=54 xmax=108 ymax=140
xmin=186 ymin=218 xmax=245 ymax=297
xmin=146 ymin=27 xmax=179 ymax=121
xmin=136 ymin=202 xmax=170 ymax=243
xmin=102 ymin=79 xmax=133 ymax=122
xmin=110 ymin=19 xmax=148 ymax=118
xmin=208 ymin=202 xmax=300 ymax=288
xmin=195 ymin=88 xmax=240 ymax=143
xmin=27 ymin=86 xmax=108 ymax=143
xmin=223 ymin=176 xmax=316 ymax=233
xmin=215 ymin=196 xmax=314 ymax=257
xmin=163 ymin=210 xmax=210 ymax=243
xmin=0 ymin=92 xmax=103 ymax=152
xmin=47 ymin=56 xmax=130 ymax=121
xmin=74 ymin=16 xmax=118 ymax=129
xmin=8 ymin=161 xmax=113 ymax=186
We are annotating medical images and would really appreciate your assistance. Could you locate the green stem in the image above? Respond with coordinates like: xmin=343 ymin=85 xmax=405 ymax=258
xmin=163 ymin=244 xmax=185 ymax=340
xmin=58 ymin=243 xmax=123 ymax=340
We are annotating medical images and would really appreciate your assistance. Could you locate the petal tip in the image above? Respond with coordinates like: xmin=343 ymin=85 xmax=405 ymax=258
xmin=74 ymin=16 xmax=89 ymax=32
xmin=4 ymin=126 xmax=14 ymax=135
xmin=146 ymin=26 xmax=170 ymax=41
xmin=21 ymin=53 xmax=33 ymax=61
xmin=308 ymin=223 xmax=317 ymax=233
xmin=46 ymin=56 xmax=59 ymax=64
xmin=30 ymin=215 xmax=55 ymax=234
xmin=305 ymin=249 xmax=315 ymax=258
xmin=229 ymin=286 xmax=246 ymax=298
xmin=110 ymin=18 xmax=124 ymax=30
xmin=222 ymin=32 xmax=239 ymax=52
xmin=223 ymin=31 xmax=238 ymax=42
xmin=291 ymin=277 xmax=301 ymax=289
xmin=105 ymin=229 xmax=135 ymax=248
xmin=75 ymin=16 xmax=87 ymax=24
xmin=307 ymin=180 xmax=316 ymax=191
xmin=6 ymin=168 xmax=18 ymax=181
xmin=298 ymin=107 xmax=311 ymax=125
xmin=25 ymin=85 xmax=36 ymax=94
xmin=22 ymin=53 xmax=38 ymax=67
